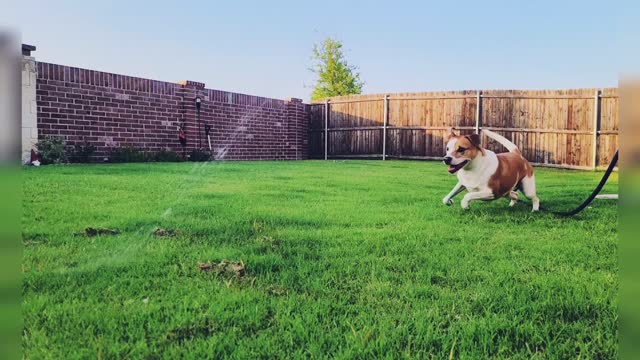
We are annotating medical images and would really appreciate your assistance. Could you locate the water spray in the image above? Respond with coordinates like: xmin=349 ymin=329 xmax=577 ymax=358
xmin=205 ymin=124 xmax=212 ymax=151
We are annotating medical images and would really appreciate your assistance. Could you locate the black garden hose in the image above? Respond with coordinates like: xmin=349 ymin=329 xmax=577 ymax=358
xmin=545 ymin=150 xmax=618 ymax=217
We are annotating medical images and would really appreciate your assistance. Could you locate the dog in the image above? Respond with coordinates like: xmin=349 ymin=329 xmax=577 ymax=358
xmin=441 ymin=128 xmax=539 ymax=211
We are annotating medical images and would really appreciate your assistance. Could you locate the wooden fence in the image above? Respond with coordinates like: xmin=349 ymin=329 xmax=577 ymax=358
xmin=308 ymin=88 xmax=618 ymax=170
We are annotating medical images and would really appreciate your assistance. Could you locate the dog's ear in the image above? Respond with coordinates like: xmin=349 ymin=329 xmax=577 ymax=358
xmin=465 ymin=134 xmax=482 ymax=148
xmin=446 ymin=127 xmax=457 ymax=140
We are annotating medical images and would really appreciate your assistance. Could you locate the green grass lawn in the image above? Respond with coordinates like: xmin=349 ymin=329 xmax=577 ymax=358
xmin=22 ymin=160 xmax=618 ymax=359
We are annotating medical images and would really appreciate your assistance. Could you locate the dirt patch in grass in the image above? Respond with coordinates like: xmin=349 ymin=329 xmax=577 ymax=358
xmin=82 ymin=227 xmax=119 ymax=237
xmin=268 ymin=286 xmax=287 ymax=296
xmin=199 ymin=260 xmax=246 ymax=277
xmin=152 ymin=227 xmax=179 ymax=237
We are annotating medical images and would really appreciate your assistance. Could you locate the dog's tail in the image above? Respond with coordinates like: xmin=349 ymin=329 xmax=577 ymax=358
xmin=482 ymin=129 xmax=520 ymax=153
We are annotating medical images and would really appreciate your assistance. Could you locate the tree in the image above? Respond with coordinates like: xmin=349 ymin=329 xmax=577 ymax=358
xmin=309 ymin=38 xmax=364 ymax=101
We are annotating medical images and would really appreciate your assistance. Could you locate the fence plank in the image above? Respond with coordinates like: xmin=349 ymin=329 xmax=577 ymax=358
xmin=598 ymin=88 xmax=619 ymax=166
xmin=592 ymin=89 xmax=600 ymax=169
xmin=324 ymin=100 xmax=328 ymax=160
xmin=475 ymin=90 xmax=481 ymax=134
xmin=383 ymin=95 xmax=389 ymax=160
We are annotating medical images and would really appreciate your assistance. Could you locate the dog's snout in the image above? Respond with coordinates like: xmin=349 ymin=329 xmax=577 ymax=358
xmin=443 ymin=156 xmax=452 ymax=165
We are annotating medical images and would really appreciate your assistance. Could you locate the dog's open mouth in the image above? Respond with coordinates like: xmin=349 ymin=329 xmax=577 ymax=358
xmin=448 ymin=160 xmax=469 ymax=174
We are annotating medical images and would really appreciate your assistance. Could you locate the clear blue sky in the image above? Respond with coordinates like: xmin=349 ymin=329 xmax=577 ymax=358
xmin=3 ymin=0 xmax=637 ymax=101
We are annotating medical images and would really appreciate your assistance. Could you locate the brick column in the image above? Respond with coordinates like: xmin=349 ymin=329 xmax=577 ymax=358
xmin=284 ymin=97 xmax=309 ymax=160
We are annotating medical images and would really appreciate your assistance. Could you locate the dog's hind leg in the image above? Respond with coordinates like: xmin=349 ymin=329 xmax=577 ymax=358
xmin=520 ymin=175 xmax=539 ymax=212
xmin=508 ymin=191 xmax=519 ymax=207
xmin=460 ymin=190 xmax=495 ymax=210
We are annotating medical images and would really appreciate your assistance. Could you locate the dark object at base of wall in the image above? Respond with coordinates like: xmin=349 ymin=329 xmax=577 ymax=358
xmin=188 ymin=149 xmax=211 ymax=162
xmin=153 ymin=150 xmax=184 ymax=162
xmin=109 ymin=147 xmax=151 ymax=163
xmin=69 ymin=142 xmax=97 ymax=163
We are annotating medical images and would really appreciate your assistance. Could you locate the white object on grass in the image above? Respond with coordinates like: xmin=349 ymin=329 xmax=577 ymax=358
xmin=595 ymin=194 xmax=618 ymax=200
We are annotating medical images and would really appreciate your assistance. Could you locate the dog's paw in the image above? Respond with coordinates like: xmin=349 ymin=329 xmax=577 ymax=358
xmin=442 ymin=197 xmax=453 ymax=206
xmin=461 ymin=201 xmax=470 ymax=210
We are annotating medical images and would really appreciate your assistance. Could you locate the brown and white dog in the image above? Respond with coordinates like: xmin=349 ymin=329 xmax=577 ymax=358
xmin=442 ymin=128 xmax=539 ymax=211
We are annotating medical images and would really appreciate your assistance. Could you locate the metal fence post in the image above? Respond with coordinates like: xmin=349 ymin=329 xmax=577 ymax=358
xmin=324 ymin=99 xmax=329 ymax=160
xmin=592 ymin=89 xmax=601 ymax=169
xmin=475 ymin=90 xmax=482 ymax=134
xmin=382 ymin=95 xmax=389 ymax=160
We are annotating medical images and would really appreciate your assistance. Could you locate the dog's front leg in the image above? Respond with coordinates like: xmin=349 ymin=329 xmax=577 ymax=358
xmin=460 ymin=191 xmax=495 ymax=210
xmin=443 ymin=182 xmax=465 ymax=206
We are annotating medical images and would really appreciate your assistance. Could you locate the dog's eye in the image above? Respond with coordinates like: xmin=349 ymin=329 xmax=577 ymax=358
xmin=457 ymin=147 xmax=466 ymax=153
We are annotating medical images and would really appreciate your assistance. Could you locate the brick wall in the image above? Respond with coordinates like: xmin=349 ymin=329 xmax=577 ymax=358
xmin=35 ymin=62 xmax=309 ymax=161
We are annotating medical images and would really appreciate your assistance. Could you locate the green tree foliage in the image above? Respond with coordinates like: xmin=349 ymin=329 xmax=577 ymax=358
xmin=309 ymin=38 xmax=364 ymax=101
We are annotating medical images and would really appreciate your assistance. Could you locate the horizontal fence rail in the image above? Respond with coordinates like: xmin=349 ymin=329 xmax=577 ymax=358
xmin=308 ymin=88 xmax=618 ymax=170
